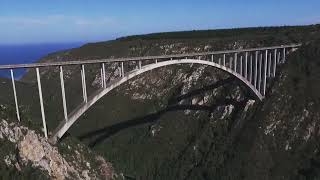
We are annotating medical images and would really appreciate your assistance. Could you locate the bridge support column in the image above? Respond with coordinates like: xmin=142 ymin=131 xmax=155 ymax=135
xmin=81 ymin=65 xmax=87 ymax=103
xmin=218 ymin=58 xmax=221 ymax=65
xmin=229 ymin=57 xmax=233 ymax=69
xmin=139 ymin=61 xmax=142 ymax=69
xmin=283 ymin=48 xmax=286 ymax=63
xmin=240 ymin=56 xmax=243 ymax=75
xmin=36 ymin=68 xmax=48 ymax=139
xmin=10 ymin=69 xmax=20 ymax=122
xmin=155 ymin=59 xmax=158 ymax=64
xmin=101 ymin=63 xmax=106 ymax=88
xmin=254 ymin=51 xmax=258 ymax=88
xmin=267 ymin=52 xmax=271 ymax=77
xmin=258 ymin=53 xmax=262 ymax=92
xmin=211 ymin=55 xmax=214 ymax=62
xmin=234 ymin=53 xmax=237 ymax=72
xmin=273 ymin=49 xmax=277 ymax=77
xmin=263 ymin=50 xmax=268 ymax=96
xmin=121 ymin=62 xmax=124 ymax=77
xmin=223 ymin=54 xmax=226 ymax=66
xmin=249 ymin=54 xmax=253 ymax=83
xmin=60 ymin=66 xmax=68 ymax=122
xmin=245 ymin=52 xmax=248 ymax=79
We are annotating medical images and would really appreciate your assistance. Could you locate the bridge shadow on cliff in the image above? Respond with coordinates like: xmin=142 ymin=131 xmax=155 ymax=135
xmin=77 ymin=77 xmax=253 ymax=148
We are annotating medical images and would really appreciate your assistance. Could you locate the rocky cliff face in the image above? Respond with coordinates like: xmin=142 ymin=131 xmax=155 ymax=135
xmin=0 ymin=118 xmax=116 ymax=180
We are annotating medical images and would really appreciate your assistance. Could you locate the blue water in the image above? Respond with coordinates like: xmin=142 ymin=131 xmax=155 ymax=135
xmin=0 ymin=43 xmax=84 ymax=79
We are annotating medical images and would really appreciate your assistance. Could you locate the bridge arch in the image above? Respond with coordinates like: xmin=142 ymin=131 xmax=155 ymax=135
xmin=50 ymin=58 xmax=262 ymax=143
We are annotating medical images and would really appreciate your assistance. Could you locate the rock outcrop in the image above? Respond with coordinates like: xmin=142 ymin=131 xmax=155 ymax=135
xmin=0 ymin=120 xmax=116 ymax=180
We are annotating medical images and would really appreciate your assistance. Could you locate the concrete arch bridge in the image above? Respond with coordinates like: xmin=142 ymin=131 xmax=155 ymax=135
xmin=0 ymin=44 xmax=300 ymax=143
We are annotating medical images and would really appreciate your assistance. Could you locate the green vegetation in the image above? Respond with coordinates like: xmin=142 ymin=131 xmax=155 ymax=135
xmin=0 ymin=160 xmax=49 ymax=180
xmin=218 ymin=39 xmax=320 ymax=180
xmin=2 ymin=25 xmax=320 ymax=179
xmin=117 ymin=25 xmax=320 ymax=42
xmin=16 ymin=24 xmax=318 ymax=64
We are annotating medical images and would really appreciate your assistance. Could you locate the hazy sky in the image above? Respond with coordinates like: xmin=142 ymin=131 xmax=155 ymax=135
xmin=0 ymin=0 xmax=319 ymax=44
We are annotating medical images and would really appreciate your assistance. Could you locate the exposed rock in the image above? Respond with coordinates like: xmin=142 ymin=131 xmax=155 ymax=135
xmin=221 ymin=105 xmax=235 ymax=119
xmin=4 ymin=154 xmax=15 ymax=167
xmin=96 ymin=156 xmax=115 ymax=180
xmin=0 ymin=119 xmax=116 ymax=180
xmin=18 ymin=131 xmax=45 ymax=162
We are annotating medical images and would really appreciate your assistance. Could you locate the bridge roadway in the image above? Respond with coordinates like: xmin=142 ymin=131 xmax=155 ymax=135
xmin=0 ymin=44 xmax=301 ymax=142
xmin=0 ymin=44 xmax=300 ymax=70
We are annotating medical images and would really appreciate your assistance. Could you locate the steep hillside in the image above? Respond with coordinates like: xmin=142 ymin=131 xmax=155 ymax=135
xmin=0 ymin=103 xmax=117 ymax=179
xmin=219 ymin=40 xmax=320 ymax=180
xmin=1 ymin=25 xmax=320 ymax=179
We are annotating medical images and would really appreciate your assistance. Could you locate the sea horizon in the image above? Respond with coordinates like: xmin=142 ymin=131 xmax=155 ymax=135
xmin=0 ymin=42 xmax=84 ymax=79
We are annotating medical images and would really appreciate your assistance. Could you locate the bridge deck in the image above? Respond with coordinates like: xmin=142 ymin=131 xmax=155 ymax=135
xmin=0 ymin=44 xmax=301 ymax=70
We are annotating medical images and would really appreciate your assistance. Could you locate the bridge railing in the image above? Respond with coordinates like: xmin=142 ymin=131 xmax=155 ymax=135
xmin=0 ymin=44 xmax=301 ymax=139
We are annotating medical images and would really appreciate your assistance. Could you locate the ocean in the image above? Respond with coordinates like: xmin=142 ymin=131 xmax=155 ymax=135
xmin=0 ymin=43 xmax=84 ymax=79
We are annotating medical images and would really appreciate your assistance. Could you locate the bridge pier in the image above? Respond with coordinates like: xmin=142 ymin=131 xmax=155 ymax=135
xmin=258 ymin=53 xmax=262 ymax=92
xmin=10 ymin=69 xmax=20 ymax=122
xmin=263 ymin=50 xmax=268 ymax=96
xmin=254 ymin=51 xmax=258 ymax=88
xmin=223 ymin=54 xmax=226 ymax=66
xmin=121 ymin=62 xmax=124 ymax=77
xmin=249 ymin=54 xmax=253 ymax=83
xmin=283 ymin=48 xmax=286 ymax=63
xmin=240 ymin=55 xmax=243 ymax=75
xmin=273 ymin=49 xmax=277 ymax=77
xmin=139 ymin=61 xmax=142 ymax=69
xmin=36 ymin=67 xmax=48 ymax=139
xmin=101 ymin=63 xmax=106 ymax=88
xmin=244 ymin=52 xmax=248 ymax=79
xmin=234 ymin=53 xmax=237 ymax=72
xmin=60 ymin=66 xmax=68 ymax=122
xmin=81 ymin=65 xmax=88 ymax=103
xmin=267 ymin=52 xmax=271 ymax=77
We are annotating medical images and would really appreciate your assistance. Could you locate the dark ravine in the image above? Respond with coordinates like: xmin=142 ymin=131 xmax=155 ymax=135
xmin=1 ymin=25 xmax=320 ymax=179
xmin=220 ymin=40 xmax=320 ymax=180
